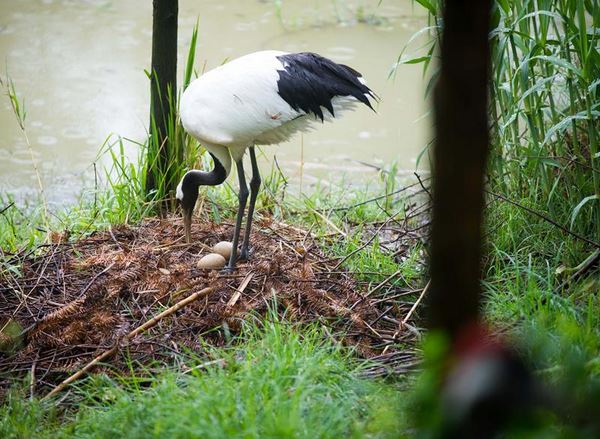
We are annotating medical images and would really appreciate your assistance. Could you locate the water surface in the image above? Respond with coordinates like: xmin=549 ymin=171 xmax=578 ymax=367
xmin=0 ymin=0 xmax=430 ymax=205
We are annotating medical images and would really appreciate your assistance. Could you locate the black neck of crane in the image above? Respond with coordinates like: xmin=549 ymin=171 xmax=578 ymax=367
xmin=185 ymin=153 xmax=227 ymax=188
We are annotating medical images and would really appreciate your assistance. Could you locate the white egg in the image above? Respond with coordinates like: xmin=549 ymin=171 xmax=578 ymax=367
xmin=212 ymin=241 xmax=233 ymax=259
xmin=197 ymin=253 xmax=227 ymax=270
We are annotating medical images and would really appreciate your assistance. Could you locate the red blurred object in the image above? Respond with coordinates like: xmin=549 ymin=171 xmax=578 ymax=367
xmin=441 ymin=322 xmax=535 ymax=438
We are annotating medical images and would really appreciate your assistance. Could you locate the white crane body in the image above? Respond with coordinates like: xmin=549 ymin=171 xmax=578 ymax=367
xmin=177 ymin=50 xmax=377 ymax=270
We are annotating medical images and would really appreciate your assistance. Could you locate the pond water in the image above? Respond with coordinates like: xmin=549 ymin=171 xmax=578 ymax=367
xmin=0 ymin=0 xmax=430 ymax=206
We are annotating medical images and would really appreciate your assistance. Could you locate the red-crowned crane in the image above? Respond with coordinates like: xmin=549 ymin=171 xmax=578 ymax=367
xmin=176 ymin=50 xmax=377 ymax=271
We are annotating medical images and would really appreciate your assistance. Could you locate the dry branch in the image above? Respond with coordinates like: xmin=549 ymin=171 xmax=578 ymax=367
xmin=382 ymin=280 xmax=430 ymax=355
xmin=43 ymin=286 xmax=215 ymax=400
xmin=226 ymin=272 xmax=254 ymax=310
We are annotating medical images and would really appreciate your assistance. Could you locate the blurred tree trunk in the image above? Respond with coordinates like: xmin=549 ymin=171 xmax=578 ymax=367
xmin=427 ymin=0 xmax=492 ymax=339
xmin=146 ymin=0 xmax=178 ymax=203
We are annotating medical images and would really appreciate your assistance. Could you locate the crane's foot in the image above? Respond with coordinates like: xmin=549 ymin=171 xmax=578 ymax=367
xmin=238 ymin=246 xmax=253 ymax=261
xmin=221 ymin=264 xmax=236 ymax=274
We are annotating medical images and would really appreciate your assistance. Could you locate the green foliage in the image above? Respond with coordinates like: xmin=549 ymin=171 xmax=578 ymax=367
xmin=0 ymin=387 xmax=61 ymax=439
xmin=407 ymin=331 xmax=450 ymax=438
xmin=405 ymin=0 xmax=600 ymax=336
xmin=487 ymin=0 xmax=600 ymax=242
xmin=0 ymin=195 xmax=45 ymax=256
xmin=404 ymin=0 xmax=600 ymax=245
xmin=2 ymin=76 xmax=26 ymax=130
xmin=183 ymin=19 xmax=199 ymax=90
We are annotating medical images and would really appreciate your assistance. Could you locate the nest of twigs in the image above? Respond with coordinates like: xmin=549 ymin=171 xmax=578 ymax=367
xmin=1 ymin=215 xmax=424 ymax=397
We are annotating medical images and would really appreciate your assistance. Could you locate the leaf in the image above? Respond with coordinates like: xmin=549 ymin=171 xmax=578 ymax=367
xmin=588 ymin=78 xmax=600 ymax=93
xmin=555 ymin=264 xmax=568 ymax=276
xmin=415 ymin=139 xmax=433 ymax=169
xmin=424 ymin=68 xmax=440 ymax=98
xmin=401 ymin=55 xmax=431 ymax=65
xmin=183 ymin=19 xmax=199 ymax=90
xmin=496 ymin=0 xmax=510 ymax=14
xmin=571 ymin=195 xmax=599 ymax=229
xmin=500 ymin=112 xmax=518 ymax=134
xmin=389 ymin=25 xmax=438 ymax=79
xmin=422 ymin=41 xmax=437 ymax=74
xmin=413 ymin=0 xmax=437 ymax=15
xmin=518 ymin=11 xmax=563 ymax=25
xmin=532 ymin=55 xmax=583 ymax=78
xmin=517 ymin=76 xmax=556 ymax=108
xmin=540 ymin=157 xmax=562 ymax=169
xmin=543 ymin=110 xmax=600 ymax=146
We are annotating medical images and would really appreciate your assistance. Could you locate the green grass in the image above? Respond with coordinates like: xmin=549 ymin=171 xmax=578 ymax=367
xmin=0 ymin=318 xmax=406 ymax=439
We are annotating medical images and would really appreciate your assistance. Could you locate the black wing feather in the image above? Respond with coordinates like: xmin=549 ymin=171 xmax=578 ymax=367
xmin=276 ymin=52 xmax=376 ymax=121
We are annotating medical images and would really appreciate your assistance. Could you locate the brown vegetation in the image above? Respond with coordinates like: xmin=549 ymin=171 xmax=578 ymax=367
xmin=1 ymin=216 xmax=422 ymax=396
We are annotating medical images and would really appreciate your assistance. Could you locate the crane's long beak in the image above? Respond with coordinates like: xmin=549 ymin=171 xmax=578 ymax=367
xmin=183 ymin=207 xmax=192 ymax=244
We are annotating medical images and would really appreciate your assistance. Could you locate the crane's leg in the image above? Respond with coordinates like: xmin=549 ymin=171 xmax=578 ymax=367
xmin=226 ymin=159 xmax=249 ymax=271
xmin=240 ymin=147 xmax=261 ymax=260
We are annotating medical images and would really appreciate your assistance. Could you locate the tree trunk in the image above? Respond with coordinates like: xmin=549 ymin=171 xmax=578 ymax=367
xmin=427 ymin=0 xmax=492 ymax=339
xmin=146 ymin=0 xmax=178 ymax=200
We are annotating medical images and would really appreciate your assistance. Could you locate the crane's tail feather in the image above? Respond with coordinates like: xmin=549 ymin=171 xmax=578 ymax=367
xmin=276 ymin=52 xmax=378 ymax=122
